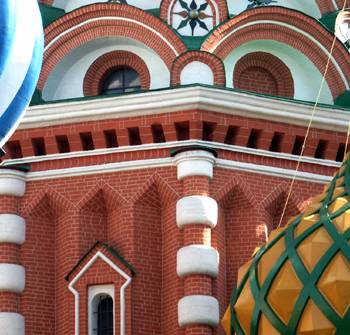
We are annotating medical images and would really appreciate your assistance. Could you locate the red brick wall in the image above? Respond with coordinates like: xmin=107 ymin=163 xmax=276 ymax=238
xmin=8 ymin=153 xmax=325 ymax=334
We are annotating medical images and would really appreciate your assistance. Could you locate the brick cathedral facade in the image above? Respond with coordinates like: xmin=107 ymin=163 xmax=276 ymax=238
xmin=0 ymin=0 xmax=349 ymax=334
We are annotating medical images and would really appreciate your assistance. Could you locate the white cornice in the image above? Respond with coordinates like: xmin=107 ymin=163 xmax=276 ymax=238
xmin=23 ymin=87 xmax=350 ymax=131
xmin=1 ymin=140 xmax=341 ymax=168
xmin=22 ymin=155 xmax=333 ymax=184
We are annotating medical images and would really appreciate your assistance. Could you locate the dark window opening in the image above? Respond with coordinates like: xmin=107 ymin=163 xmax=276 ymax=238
xmin=128 ymin=127 xmax=142 ymax=146
xmin=32 ymin=137 xmax=46 ymax=156
xmin=224 ymin=126 xmax=239 ymax=145
xmin=5 ymin=141 xmax=23 ymax=159
xmin=151 ymin=124 xmax=166 ymax=143
xmin=202 ymin=122 xmax=216 ymax=142
xmin=247 ymin=129 xmax=262 ymax=149
xmin=269 ymin=132 xmax=284 ymax=152
xmin=96 ymin=296 xmax=113 ymax=335
xmin=104 ymin=130 xmax=118 ymax=148
xmin=56 ymin=135 xmax=71 ymax=153
xmin=314 ymin=140 xmax=328 ymax=159
xmin=101 ymin=68 xmax=141 ymax=95
xmin=175 ymin=122 xmax=189 ymax=141
xmin=336 ymin=143 xmax=346 ymax=162
xmin=80 ymin=132 xmax=95 ymax=151
xmin=292 ymin=136 xmax=305 ymax=156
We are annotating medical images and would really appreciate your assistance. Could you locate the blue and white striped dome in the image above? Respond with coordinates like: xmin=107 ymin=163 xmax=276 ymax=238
xmin=0 ymin=0 xmax=44 ymax=148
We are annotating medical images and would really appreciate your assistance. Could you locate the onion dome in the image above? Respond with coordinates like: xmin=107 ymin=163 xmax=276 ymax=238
xmin=336 ymin=9 xmax=350 ymax=47
xmin=223 ymin=154 xmax=350 ymax=334
xmin=0 ymin=0 xmax=43 ymax=148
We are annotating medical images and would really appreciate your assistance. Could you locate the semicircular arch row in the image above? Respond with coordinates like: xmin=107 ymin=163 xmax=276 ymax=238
xmin=39 ymin=3 xmax=187 ymax=90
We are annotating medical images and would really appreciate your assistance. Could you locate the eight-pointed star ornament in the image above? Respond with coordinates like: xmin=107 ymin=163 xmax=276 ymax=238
xmin=173 ymin=0 xmax=214 ymax=36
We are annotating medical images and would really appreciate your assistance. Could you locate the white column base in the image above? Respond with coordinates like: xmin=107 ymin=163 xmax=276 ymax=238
xmin=0 ymin=264 xmax=25 ymax=293
xmin=0 ymin=214 xmax=25 ymax=244
xmin=177 ymin=245 xmax=219 ymax=278
xmin=176 ymin=195 xmax=218 ymax=228
xmin=0 ymin=313 xmax=24 ymax=335
xmin=178 ymin=295 xmax=219 ymax=327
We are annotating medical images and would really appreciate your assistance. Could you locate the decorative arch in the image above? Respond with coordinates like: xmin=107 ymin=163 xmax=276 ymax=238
xmin=213 ymin=175 xmax=258 ymax=208
xmin=39 ymin=3 xmax=187 ymax=90
xmin=131 ymin=172 xmax=180 ymax=206
xmin=160 ymin=0 xmax=228 ymax=24
xmin=261 ymin=181 xmax=302 ymax=230
xmin=201 ymin=6 xmax=350 ymax=99
xmin=171 ymin=51 xmax=225 ymax=86
xmin=233 ymin=52 xmax=294 ymax=98
xmin=21 ymin=186 xmax=73 ymax=217
xmin=83 ymin=51 xmax=150 ymax=96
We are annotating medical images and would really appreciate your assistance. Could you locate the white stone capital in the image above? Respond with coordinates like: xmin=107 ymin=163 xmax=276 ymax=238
xmin=0 ymin=214 xmax=25 ymax=245
xmin=177 ymin=245 xmax=219 ymax=278
xmin=174 ymin=150 xmax=216 ymax=180
xmin=0 ymin=313 xmax=24 ymax=335
xmin=178 ymin=295 xmax=219 ymax=327
xmin=177 ymin=195 xmax=218 ymax=228
xmin=0 ymin=170 xmax=26 ymax=197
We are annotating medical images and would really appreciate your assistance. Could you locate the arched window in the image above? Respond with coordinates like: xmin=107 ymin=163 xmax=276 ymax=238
xmin=96 ymin=295 xmax=113 ymax=335
xmin=89 ymin=285 xmax=115 ymax=335
xmin=102 ymin=68 xmax=141 ymax=95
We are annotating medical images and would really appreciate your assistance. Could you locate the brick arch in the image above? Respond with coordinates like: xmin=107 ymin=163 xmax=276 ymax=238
xmin=39 ymin=3 xmax=187 ymax=90
xmin=233 ymin=52 xmax=294 ymax=98
xmin=201 ymin=6 xmax=350 ymax=99
xmin=171 ymin=51 xmax=225 ymax=86
xmin=261 ymin=182 xmax=302 ymax=230
xmin=21 ymin=186 xmax=74 ymax=217
xmin=160 ymin=0 xmax=228 ymax=23
xmin=83 ymin=51 xmax=150 ymax=96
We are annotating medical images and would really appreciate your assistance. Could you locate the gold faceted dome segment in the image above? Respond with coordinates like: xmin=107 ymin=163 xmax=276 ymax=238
xmin=225 ymin=155 xmax=350 ymax=335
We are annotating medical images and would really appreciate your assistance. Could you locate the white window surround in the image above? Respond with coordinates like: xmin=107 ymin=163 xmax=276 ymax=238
xmin=88 ymin=285 xmax=115 ymax=335
xmin=68 ymin=251 xmax=132 ymax=335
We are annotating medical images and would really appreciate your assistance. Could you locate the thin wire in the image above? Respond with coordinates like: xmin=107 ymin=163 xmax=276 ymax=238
xmin=277 ymin=0 xmax=348 ymax=228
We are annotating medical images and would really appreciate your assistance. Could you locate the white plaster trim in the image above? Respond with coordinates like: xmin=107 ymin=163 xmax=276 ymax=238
xmin=44 ymin=17 xmax=179 ymax=57
xmin=3 ymin=156 xmax=334 ymax=184
xmin=174 ymin=149 xmax=216 ymax=179
xmin=0 ymin=214 xmax=25 ymax=245
xmin=0 ymin=153 xmax=334 ymax=184
xmin=216 ymin=158 xmax=332 ymax=184
xmin=68 ymin=251 xmax=132 ymax=335
xmin=177 ymin=196 xmax=218 ymax=228
xmin=22 ymin=87 xmax=350 ymax=132
xmin=178 ymin=295 xmax=219 ymax=327
xmin=0 ymin=264 xmax=25 ymax=293
xmin=1 ymin=140 xmax=340 ymax=168
xmin=207 ymin=20 xmax=349 ymax=89
xmin=0 ymin=170 xmax=26 ymax=197
xmin=0 ymin=313 xmax=24 ymax=335
xmin=177 ymin=245 xmax=219 ymax=278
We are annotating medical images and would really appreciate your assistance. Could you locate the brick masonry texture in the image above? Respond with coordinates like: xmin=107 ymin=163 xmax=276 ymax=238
xmin=5 ymin=155 xmax=324 ymax=334
xmin=233 ymin=52 xmax=294 ymax=98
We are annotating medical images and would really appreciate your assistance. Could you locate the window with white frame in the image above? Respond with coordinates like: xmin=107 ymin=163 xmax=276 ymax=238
xmin=89 ymin=285 xmax=115 ymax=335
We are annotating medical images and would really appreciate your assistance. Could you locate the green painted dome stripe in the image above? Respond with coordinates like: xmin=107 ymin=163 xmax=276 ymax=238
xmin=231 ymin=155 xmax=350 ymax=335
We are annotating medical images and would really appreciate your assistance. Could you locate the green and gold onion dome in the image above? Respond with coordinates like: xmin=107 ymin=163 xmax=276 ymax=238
xmin=222 ymin=154 xmax=350 ymax=335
